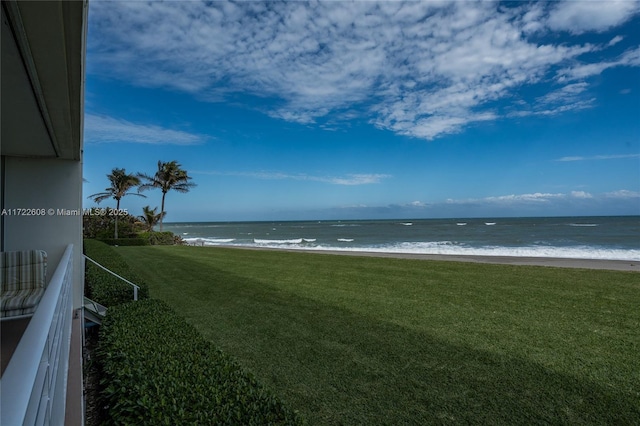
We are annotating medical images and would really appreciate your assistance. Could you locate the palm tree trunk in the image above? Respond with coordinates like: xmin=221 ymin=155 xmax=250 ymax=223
xmin=160 ymin=191 xmax=166 ymax=232
xmin=115 ymin=198 xmax=120 ymax=239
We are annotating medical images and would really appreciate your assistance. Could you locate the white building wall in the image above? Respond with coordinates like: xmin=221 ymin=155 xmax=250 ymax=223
xmin=4 ymin=157 xmax=84 ymax=309
xmin=1 ymin=157 xmax=4 ymax=246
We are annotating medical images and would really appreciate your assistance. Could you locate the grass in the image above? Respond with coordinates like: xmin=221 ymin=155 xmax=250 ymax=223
xmin=117 ymin=245 xmax=640 ymax=424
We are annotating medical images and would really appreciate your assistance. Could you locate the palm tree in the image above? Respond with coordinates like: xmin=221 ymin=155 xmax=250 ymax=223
xmin=138 ymin=161 xmax=196 ymax=231
xmin=88 ymin=168 xmax=146 ymax=238
xmin=139 ymin=206 xmax=165 ymax=232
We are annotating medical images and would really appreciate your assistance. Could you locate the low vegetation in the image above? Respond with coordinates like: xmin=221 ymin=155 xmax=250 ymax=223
xmin=84 ymin=239 xmax=149 ymax=306
xmin=137 ymin=231 xmax=177 ymax=245
xmin=97 ymin=299 xmax=301 ymax=425
xmin=96 ymin=232 xmax=179 ymax=247
xmin=83 ymin=209 xmax=183 ymax=246
xmin=118 ymin=245 xmax=640 ymax=424
xmin=83 ymin=208 xmax=140 ymax=240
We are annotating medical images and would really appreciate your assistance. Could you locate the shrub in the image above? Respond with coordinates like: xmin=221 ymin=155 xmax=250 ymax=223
xmin=84 ymin=239 xmax=149 ymax=306
xmin=99 ymin=238 xmax=149 ymax=246
xmin=96 ymin=299 xmax=302 ymax=425
xmin=100 ymin=232 xmax=180 ymax=246
xmin=173 ymin=234 xmax=186 ymax=245
xmin=83 ymin=208 xmax=141 ymax=239
xmin=137 ymin=231 xmax=175 ymax=245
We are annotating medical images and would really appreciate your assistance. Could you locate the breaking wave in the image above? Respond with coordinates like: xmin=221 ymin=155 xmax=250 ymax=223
xmin=306 ymin=242 xmax=640 ymax=261
xmin=184 ymin=238 xmax=235 ymax=246
xmin=254 ymin=238 xmax=304 ymax=244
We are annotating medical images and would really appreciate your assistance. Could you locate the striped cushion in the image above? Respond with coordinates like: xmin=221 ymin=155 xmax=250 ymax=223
xmin=1 ymin=250 xmax=47 ymax=318
xmin=1 ymin=289 xmax=44 ymax=316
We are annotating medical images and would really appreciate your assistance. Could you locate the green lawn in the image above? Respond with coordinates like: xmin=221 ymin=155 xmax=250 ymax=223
xmin=118 ymin=245 xmax=640 ymax=424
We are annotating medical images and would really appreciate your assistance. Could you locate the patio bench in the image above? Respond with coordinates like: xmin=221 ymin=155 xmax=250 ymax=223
xmin=0 ymin=250 xmax=47 ymax=319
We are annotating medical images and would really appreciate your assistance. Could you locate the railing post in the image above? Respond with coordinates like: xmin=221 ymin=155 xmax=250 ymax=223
xmin=84 ymin=255 xmax=141 ymax=301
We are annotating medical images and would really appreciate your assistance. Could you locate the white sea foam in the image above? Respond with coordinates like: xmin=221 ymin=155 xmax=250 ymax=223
xmin=185 ymin=237 xmax=236 ymax=246
xmin=569 ymin=223 xmax=598 ymax=227
xmin=399 ymin=222 xmax=413 ymax=226
xmin=254 ymin=238 xmax=303 ymax=244
xmin=187 ymin=236 xmax=638 ymax=260
xmin=172 ymin=224 xmax=224 ymax=228
xmin=304 ymin=241 xmax=640 ymax=261
xmin=485 ymin=222 xmax=496 ymax=226
xmin=456 ymin=223 xmax=467 ymax=226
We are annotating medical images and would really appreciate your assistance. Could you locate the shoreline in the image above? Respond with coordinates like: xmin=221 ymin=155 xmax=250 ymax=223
xmin=202 ymin=244 xmax=640 ymax=272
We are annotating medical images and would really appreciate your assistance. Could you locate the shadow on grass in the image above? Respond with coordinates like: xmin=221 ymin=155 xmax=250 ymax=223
xmin=126 ymin=248 xmax=640 ymax=425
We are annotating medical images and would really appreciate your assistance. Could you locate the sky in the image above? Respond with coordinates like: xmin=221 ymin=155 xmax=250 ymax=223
xmin=83 ymin=0 xmax=640 ymax=222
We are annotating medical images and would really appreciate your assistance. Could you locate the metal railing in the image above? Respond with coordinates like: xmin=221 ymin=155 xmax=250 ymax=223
xmin=83 ymin=296 xmax=107 ymax=325
xmin=1 ymin=244 xmax=74 ymax=426
xmin=84 ymin=255 xmax=140 ymax=300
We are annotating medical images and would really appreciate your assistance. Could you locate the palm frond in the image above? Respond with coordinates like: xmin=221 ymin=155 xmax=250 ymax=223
xmin=88 ymin=192 xmax=113 ymax=204
xmin=90 ymin=168 xmax=145 ymax=204
xmin=137 ymin=161 xmax=195 ymax=231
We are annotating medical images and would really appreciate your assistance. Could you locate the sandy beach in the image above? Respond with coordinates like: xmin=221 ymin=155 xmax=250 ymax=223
xmin=214 ymin=245 xmax=640 ymax=272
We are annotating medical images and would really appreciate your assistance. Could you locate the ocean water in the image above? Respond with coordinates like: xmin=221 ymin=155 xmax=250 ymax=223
xmin=163 ymin=216 xmax=640 ymax=261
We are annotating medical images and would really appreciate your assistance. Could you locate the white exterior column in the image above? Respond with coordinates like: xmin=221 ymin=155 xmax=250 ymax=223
xmin=4 ymin=157 xmax=84 ymax=309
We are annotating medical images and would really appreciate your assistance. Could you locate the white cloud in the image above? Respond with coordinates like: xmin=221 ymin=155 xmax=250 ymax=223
xmin=604 ymin=189 xmax=640 ymax=199
xmin=412 ymin=189 xmax=637 ymax=208
xmin=510 ymin=82 xmax=596 ymax=117
xmin=321 ymin=188 xmax=640 ymax=219
xmin=483 ymin=193 xmax=566 ymax=204
xmin=571 ymin=191 xmax=593 ymax=199
xmin=85 ymin=114 xmax=206 ymax=145
xmin=538 ymin=82 xmax=589 ymax=104
xmin=555 ymin=153 xmax=640 ymax=162
xmin=547 ymin=0 xmax=640 ymax=34
xmin=88 ymin=1 xmax=640 ymax=141
xmin=608 ymin=35 xmax=625 ymax=47
xmin=558 ymin=46 xmax=640 ymax=82
xmin=442 ymin=192 xmax=567 ymax=205
xmin=192 ymin=170 xmax=390 ymax=186
xmin=329 ymin=174 xmax=390 ymax=185
xmin=556 ymin=156 xmax=585 ymax=162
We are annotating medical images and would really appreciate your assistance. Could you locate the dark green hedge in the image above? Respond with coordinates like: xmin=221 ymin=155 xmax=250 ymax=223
xmin=99 ymin=238 xmax=150 ymax=246
xmin=100 ymin=232 xmax=178 ymax=246
xmin=84 ymin=239 xmax=149 ymax=306
xmin=96 ymin=299 xmax=302 ymax=425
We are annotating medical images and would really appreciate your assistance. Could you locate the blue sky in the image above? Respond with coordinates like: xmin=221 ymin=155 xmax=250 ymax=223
xmin=83 ymin=0 xmax=640 ymax=222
